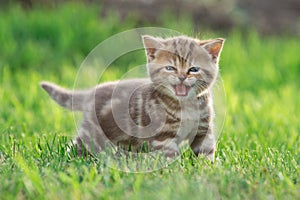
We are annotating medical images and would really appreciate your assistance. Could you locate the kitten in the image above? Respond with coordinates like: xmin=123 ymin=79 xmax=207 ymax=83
xmin=41 ymin=35 xmax=224 ymax=162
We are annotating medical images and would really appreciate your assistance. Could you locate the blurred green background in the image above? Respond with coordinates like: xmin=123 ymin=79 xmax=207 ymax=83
xmin=0 ymin=0 xmax=299 ymax=199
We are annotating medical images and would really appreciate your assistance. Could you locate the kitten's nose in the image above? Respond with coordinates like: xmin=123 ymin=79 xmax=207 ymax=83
xmin=178 ymin=75 xmax=186 ymax=82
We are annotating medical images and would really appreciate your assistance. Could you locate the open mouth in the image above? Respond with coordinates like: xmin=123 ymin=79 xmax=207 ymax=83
xmin=173 ymin=84 xmax=191 ymax=96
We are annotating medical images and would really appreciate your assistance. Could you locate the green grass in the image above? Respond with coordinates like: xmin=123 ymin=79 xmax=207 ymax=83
xmin=0 ymin=3 xmax=300 ymax=200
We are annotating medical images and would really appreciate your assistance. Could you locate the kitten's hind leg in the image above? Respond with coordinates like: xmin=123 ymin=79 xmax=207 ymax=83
xmin=73 ymin=136 xmax=91 ymax=157
xmin=65 ymin=137 xmax=87 ymax=158
xmin=66 ymin=136 xmax=91 ymax=158
xmin=76 ymin=114 xmax=112 ymax=156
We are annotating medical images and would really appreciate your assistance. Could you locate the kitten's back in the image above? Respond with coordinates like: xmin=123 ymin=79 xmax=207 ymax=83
xmin=40 ymin=78 xmax=151 ymax=111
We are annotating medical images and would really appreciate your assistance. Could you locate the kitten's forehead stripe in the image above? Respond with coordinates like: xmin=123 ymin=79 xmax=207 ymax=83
xmin=164 ymin=37 xmax=199 ymax=70
xmin=189 ymin=42 xmax=195 ymax=51
xmin=185 ymin=51 xmax=192 ymax=63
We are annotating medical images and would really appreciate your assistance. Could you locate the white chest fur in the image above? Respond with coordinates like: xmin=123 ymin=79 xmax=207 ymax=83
xmin=175 ymin=101 xmax=203 ymax=143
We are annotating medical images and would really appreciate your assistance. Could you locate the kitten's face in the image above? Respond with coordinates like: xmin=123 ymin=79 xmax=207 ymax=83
xmin=142 ymin=36 xmax=224 ymax=99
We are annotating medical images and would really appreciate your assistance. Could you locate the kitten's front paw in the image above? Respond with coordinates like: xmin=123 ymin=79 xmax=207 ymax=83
xmin=162 ymin=149 xmax=181 ymax=167
xmin=164 ymin=149 xmax=180 ymax=158
xmin=193 ymin=148 xmax=215 ymax=163
xmin=206 ymin=150 xmax=215 ymax=163
xmin=72 ymin=136 xmax=90 ymax=158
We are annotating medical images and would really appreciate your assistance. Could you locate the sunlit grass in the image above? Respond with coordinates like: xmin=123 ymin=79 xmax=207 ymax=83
xmin=0 ymin=3 xmax=299 ymax=200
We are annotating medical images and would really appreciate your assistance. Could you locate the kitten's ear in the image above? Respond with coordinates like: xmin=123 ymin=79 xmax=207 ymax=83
xmin=142 ymin=35 xmax=163 ymax=62
xmin=200 ymin=38 xmax=225 ymax=64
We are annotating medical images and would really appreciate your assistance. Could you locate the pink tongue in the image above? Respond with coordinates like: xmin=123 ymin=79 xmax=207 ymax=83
xmin=175 ymin=84 xmax=187 ymax=96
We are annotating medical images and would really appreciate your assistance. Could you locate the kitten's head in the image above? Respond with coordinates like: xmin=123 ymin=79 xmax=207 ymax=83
xmin=142 ymin=35 xmax=224 ymax=99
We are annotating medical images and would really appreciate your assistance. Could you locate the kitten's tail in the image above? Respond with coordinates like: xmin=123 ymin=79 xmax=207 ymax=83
xmin=40 ymin=81 xmax=88 ymax=111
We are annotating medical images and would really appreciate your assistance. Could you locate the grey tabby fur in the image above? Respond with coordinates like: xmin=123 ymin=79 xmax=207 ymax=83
xmin=41 ymin=35 xmax=225 ymax=162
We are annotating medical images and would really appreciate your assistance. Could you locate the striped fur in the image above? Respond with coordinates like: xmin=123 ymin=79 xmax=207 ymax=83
xmin=41 ymin=35 xmax=225 ymax=162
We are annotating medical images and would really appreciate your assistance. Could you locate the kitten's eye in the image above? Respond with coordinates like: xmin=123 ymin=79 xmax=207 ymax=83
xmin=188 ymin=67 xmax=200 ymax=73
xmin=165 ymin=66 xmax=176 ymax=71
